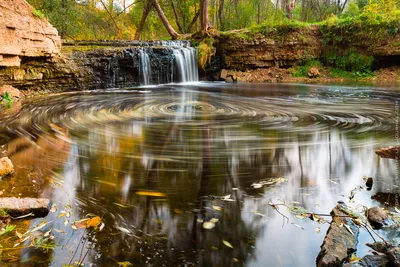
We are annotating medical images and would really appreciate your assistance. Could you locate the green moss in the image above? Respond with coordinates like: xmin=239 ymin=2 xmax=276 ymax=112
xmin=32 ymin=9 xmax=46 ymax=19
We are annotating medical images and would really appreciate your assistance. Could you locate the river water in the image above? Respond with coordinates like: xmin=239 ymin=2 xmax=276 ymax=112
xmin=0 ymin=82 xmax=399 ymax=266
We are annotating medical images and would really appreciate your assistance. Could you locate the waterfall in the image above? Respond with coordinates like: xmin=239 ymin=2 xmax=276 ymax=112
xmin=139 ymin=48 xmax=152 ymax=86
xmin=137 ymin=41 xmax=199 ymax=85
xmin=173 ymin=47 xmax=199 ymax=83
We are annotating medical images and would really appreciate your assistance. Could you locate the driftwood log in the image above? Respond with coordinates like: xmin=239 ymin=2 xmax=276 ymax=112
xmin=0 ymin=197 xmax=51 ymax=218
xmin=376 ymin=146 xmax=400 ymax=160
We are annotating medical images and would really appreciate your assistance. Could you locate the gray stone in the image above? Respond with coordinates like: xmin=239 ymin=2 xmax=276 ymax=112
xmin=342 ymin=255 xmax=389 ymax=267
xmin=316 ymin=201 xmax=360 ymax=267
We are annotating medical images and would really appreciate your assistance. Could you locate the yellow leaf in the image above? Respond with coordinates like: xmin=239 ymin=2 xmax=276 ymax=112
xmin=118 ymin=262 xmax=133 ymax=267
xmin=212 ymin=206 xmax=222 ymax=211
xmin=73 ymin=216 xmax=102 ymax=229
xmin=223 ymin=240 xmax=234 ymax=249
xmin=136 ymin=191 xmax=167 ymax=197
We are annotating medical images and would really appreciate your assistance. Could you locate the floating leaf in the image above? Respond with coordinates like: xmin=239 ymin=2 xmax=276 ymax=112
xmin=136 ymin=191 xmax=166 ymax=197
xmin=50 ymin=204 xmax=57 ymax=213
xmin=203 ymin=222 xmax=215 ymax=230
xmin=223 ymin=240 xmax=234 ymax=249
xmin=292 ymin=223 xmax=305 ymax=230
xmin=174 ymin=209 xmax=183 ymax=214
xmin=343 ymin=224 xmax=354 ymax=235
xmin=73 ymin=216 xmax=102 ymax=229
xmin=349 ymin=254 xmax=361 ymax=263
xmin=315 ymin=227 xmax=321 ymax=233
xmin=114 ymin=203 xmax=129 ymax=208
xmin=118 ymin=262 xmax=133 ymax=267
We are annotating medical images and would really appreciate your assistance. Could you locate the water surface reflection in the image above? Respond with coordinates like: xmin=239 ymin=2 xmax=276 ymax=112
xmin=0 ymin=83 xmax=399 ymax=266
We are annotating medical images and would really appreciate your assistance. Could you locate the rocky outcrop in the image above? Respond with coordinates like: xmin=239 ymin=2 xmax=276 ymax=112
xmin=0 ymin=197 xmax=50 ymax=217
xmin=216 ymin=26 xmax=322 ymax=71
xmin=212 ymin=25 xmax=400 ymax=72
xmin=316 ymin=202 xmax=360 ymax=267
xmin=0 ymin=0 xmax=60 ymax=67
xmin=376 ymin=146 xmax=400 ymax=160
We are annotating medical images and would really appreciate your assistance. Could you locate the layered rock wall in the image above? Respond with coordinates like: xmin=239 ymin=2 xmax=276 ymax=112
xmin=216 ymin=26 xmax=322 ymax=71
xmin=0 ymin=0 xmax=61 ymax=67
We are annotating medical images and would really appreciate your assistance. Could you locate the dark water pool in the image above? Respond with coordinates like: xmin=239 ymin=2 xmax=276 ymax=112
xmin=0 ymin=83 xmax=399 ymax=266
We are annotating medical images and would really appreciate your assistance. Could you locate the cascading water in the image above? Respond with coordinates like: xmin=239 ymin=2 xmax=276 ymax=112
xmin=137 ymin=41 xmax=199 ymax=85
xmin=139 ymin=48 xmax=152 ymax=86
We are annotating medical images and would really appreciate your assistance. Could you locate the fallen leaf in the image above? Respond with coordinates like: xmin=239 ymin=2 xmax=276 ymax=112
xmin=292 ymin=223 xmax=305 ymax=230
xmin=118 ymin=262 xmax=133 ymax=267
xmin=136 ymin=191 xmax=166 ymax=197
xmin=203 ymin=222 xmax=215 ymax=230
xmin=73 ymin=216 xmax=102 ymax=229
xmin=212 ymin=206 xmax=222 ymax=211
xmin=343 ymin=224 xmax=354 ymax=235
xmin=315 ymin=227 xmax=321 ymax=233
xmin=223 ymin=240 xmax=234 ymax=249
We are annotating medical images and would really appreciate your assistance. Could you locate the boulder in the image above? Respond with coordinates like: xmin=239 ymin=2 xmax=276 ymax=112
xmin=316 ymin=201 xmax=360 ymax=267
xmin=220 ymin=69 xmax=228 ymax=80
xmin=308 ymin=67 xmax=320 ymax=78
xmin=0 ymin=197 xmax=51 ymax=218
xmin=367 ymin=207 xmax=388 ymax=229
xmin=366 ymin=177 xmax=373 ymax=190
xmin=0 ymin=85 xmax=21 ymax=98
xmin=0 ymin=157 xmax=14 ymax=177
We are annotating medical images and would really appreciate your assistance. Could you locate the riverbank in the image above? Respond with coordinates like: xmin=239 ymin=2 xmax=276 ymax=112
xmin=218 ymin=66 xmax=400 ymax=85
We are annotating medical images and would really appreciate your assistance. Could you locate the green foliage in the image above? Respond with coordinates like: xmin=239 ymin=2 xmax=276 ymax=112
xmin=197 ymin=38 xmax=214 ymax=69
xmin=329 ymin=68 xmax=374 ymax=79
xmin=0 ymin=209 xmax=8 ymax=218
xmin=0 ymin=225 xmax=16 ymax=237
xmin=324 ymin=51 xmax=374 ymax=73
xmin=32 ymin=8 xmax=46 ymax=19
xmin=3 ymin=92 xmax=13 ymax=103
xmin=292 ymin=59 xmax=321 ymax=77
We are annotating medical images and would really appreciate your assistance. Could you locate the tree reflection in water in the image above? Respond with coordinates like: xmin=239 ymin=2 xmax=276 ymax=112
xmin=0 ymin=83 xmax=398 ymax=266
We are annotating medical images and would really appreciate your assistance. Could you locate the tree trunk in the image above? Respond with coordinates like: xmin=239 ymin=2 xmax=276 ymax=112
xmin=171 ymin=0 xmax=184 ymax=33
xmin=134 ymin=0 xmax=152 ymax=40
xmin=218 ymin=0 xmax=224 ymax=30
xmin=153 ymin=0 xmax=179 ymax=39
xmin=187 ymin=9 xmax=200 ymax=32
xmin=200 ymin=0 xmax=209 ymax=32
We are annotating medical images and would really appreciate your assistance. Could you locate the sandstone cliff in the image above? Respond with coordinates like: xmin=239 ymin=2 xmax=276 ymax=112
xmin=0 ymin=0 xmax=61 ymax=67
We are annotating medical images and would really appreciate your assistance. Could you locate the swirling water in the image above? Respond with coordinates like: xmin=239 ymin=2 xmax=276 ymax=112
xmin=0 ymin=83 xmax=399 ymax=266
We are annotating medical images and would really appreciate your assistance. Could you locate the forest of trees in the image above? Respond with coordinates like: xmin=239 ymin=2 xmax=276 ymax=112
xmin=27 ymin=0 xmax=400 ymax=40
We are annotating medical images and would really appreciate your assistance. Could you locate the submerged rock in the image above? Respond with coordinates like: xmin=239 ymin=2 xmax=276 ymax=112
xmin=342 ymin=255 xmax=389 ymax=267
xmin=387 ymin=246 xmax=400 ymax=267
xmin=0 ymin=197 xmax=51 ymax=218
xmin=316 ymin=201 xmax=360 ymax=267
xmin=366 ymin=177 xmax=373 ymax=190
xmin=376 ymin=146 xmax=400 ymax=160
xmin=367 ymin=207 xmax=389 ymax=229
xmin=0 ymin=157 xmax=14 ymax=177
